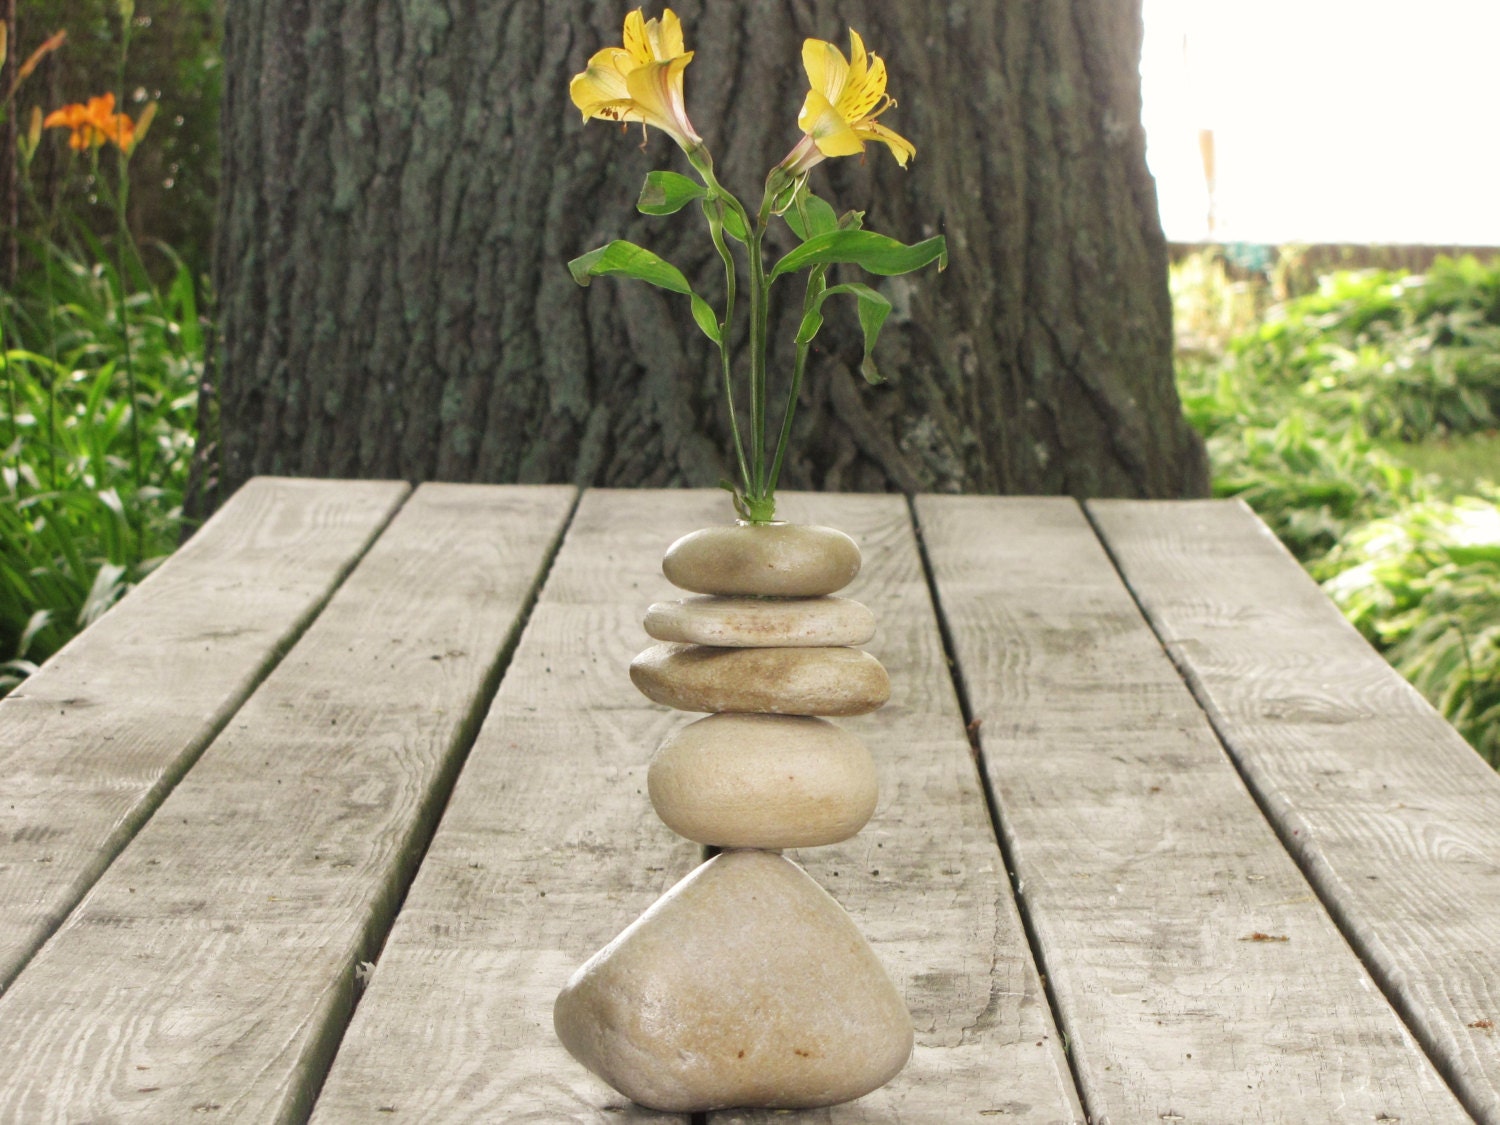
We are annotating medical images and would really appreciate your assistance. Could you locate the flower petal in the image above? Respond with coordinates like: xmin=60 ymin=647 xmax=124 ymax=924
xmin=571 ymin=48 xmax=636 ymax=119
xmin=802 ymin=38 xmax=849 ymax=106
xmin=654 ymin=9 xmax=686 ymax=58
xmin=43 ymin=103 xmax=86 ymax=128
xmin=799 ymin=88 xmax=866 ymax=158
xmin=622 ymin=9 xmax=651 ymax=64
xmin=846 ymin=28 xmax=868 ymax=94
xmin=855 ymin=119 xmax=915 ymax=166
xmin=624 ymin=54 xmax=700 ymax=146
xmin=839 ymin=46 xmax=888 ymax=123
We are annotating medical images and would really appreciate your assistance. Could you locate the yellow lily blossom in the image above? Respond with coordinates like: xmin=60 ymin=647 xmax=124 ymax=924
xmin=787 ymin=29 xmax=914 ymax=173
xmin=569 ymin=8 xmax=702 ymax=151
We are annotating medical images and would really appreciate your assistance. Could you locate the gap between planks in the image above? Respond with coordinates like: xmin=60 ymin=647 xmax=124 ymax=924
xmin=301 ymin=484 xmax=584 ymax=1110
xmin=1085 ymin=496 xmax=1500 ymax=1123
xmin=915 ymin=493 xmax=1466 ymax=1123
xmin=0 ymin=476 xmax=411 ymax=995
xmin=0 ymin=482 xmax=577 ymax=1122
xmin=904 ymin=494 xmax=1096 ymax=1125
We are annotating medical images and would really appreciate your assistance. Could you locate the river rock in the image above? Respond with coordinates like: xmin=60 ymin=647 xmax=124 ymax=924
xmin=644 ymin=595 xmax=876 ymax=648
xmin=630 ymin=643 xmax=890 ymax=716
xmin=649 ymin=714 xmax=877 ymax=848
xmin=662 ymin=524 xmax=861 ymax=597
xmin=553 ymin=849 xmax=913 ymax=1111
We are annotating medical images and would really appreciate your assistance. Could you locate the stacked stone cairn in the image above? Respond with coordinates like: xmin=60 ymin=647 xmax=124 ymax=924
xmin=554 ymin=523 xmax=913 ymax=1112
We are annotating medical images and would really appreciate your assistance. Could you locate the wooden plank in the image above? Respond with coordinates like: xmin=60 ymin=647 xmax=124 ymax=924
xmin=714 ymin=493 xmax=1082 ymax=1124
xmin=0 ymin=475 xmax=407 ymax=993
xmin=0 ymin=482 xmax=575 ymax=1121
xmin=308 ymin=488 xmax=713 ymax=1123
xmin=312 ymin=490 xmax=1082 ymax=1123
xmin=918 ymin=495 xmax=1470 ymax=1124
xmin=1090 ymin=496 xmax=1500 ymax=1123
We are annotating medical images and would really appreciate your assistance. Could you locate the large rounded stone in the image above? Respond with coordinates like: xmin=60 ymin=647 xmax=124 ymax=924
xmin=644 ymin=595 xmax=876 ymax=648
xmin=649 ymin=714 xmax=877 ymax=848
xmin=554 ymin=849 xmax=913 ymax=1112
xmin=630 ymin=643 xmax=890 ymax=716
xmin=662 ymin=524 xmax=861 ymax=597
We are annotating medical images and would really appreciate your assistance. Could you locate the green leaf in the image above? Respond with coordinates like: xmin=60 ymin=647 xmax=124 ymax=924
xmin=689 ymin=294 xmax=723 ymax=344
xmin=794 ymin=306 xmax=825 ymax=348
xmin=785 ymin=192 xmax=840 ymax=242
xmin=567 ymin=240 xmax=722 ymax=344
xmin=791 ymin=282 xmax=891 ymax=382
xmin=770 ymin=230 xmax=948 ymax=282
xmin=826 ymin=283 xmax=893 ymax=383
xmin=720 ymin=205 xmax=748 ymax=243
xmin=638 ymin=171 xmax=708 ymax=215
xmin=569 ymin=241 xmax=690 ymax=292
xmin=790 ymin=281 xmax=892 ymax=382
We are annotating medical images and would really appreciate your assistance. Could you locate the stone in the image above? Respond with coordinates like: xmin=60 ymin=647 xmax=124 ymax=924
xmin=553 ymin=849 xmax=913 ymax=1112
xmin=649 ymin=714 xmax=877 ymax=848
xmin=662 ymin=524 xmax=861 ymax=597
xmin=644 ymin=595 xmax=876 ymax=648
xmin=630 ymin=643 xmax=890 ymax=716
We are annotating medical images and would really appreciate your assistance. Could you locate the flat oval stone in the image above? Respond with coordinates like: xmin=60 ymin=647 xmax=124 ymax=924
xmin=644 ymin=596 xmax=876 ymax=648
xmin=554 ymin=849 xmax=913 ymax=1112
xmin=662 ymin=524 xmax=861 ymax=597
xmin=649 ymin=714 xmax=877 ymax=848
xmin=630 ymin=643 xmax=890 ymax=716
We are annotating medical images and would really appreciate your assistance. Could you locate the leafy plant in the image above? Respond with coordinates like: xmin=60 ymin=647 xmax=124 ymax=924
xmin=1322 ymin=499 xmax=1500 ymax=766
xmin=1227 ymin=257 xmax=1500 ymax=442
xmin=566 ymin=9 xmax=945 ymax=523
xmin=1 ymin=241 xmax=201 ymax=689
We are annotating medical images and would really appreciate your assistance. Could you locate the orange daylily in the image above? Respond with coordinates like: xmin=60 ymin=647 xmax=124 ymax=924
xmin=783 ymin=29 xmax=914 ymax=175
xmin=569 ymin=8 xmax=702 ymax=151
xmin=43 ymin=92 xmax=138 ymax=153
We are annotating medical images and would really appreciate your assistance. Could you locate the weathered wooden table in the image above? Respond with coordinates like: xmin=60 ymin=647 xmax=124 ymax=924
xmin=2 ymin=478 xmax=1498 ymax=1123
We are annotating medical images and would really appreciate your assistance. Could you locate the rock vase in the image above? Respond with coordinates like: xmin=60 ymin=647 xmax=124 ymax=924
xmin=554 ymin=521 xmax=911 ymax=1112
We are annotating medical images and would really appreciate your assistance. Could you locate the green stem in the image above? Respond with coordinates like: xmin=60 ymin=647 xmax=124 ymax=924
xmin=704 ymin=199 xmax=750 ymax=495
xmin=766 ymin=265 xmax=826 ymax=498
xmin=1 ymin=310 xmax=13 ymax=463
xmin=766 ymin=340 xmax=808 ymax=501
xmin=42 ymin=210 xmax=58 ymax=491
xmin=746 ymin=222 xmax=768 ymax=501
xmin=116 ymin=3 xmax=144 ymax=558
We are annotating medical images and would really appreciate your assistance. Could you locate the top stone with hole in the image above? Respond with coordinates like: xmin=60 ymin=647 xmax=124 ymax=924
xmin=662 ymin=524 xmax=861 ymax=597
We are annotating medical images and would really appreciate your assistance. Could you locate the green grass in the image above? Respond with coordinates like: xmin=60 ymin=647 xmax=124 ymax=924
xmin=1382 ymin=431 xmax=1500 ymax=495
xmin=1 ymin=241 xmax=202 ymax=690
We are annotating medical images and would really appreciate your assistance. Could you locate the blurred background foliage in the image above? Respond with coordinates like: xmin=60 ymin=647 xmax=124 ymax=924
xmin=7 ymin=0 xmax=221 ymax=279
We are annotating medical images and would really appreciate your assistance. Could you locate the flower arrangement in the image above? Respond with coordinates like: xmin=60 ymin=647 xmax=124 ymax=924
xmin=568 ymin=8 xmax=947 ymax=523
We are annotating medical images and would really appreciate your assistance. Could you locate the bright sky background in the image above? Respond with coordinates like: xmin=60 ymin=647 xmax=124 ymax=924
xmin=1141 ymin=0 xmax=1500 ymax=246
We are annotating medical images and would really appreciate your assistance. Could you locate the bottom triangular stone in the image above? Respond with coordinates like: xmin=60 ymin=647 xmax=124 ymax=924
xmin=554 ymin=849 xmax=912 ymax=1112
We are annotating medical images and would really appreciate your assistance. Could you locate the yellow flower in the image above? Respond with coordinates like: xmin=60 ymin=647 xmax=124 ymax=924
xmin=792 ymin=29 xmax=914 ymax=171
xmin=569 ymin=8 xmax=702 ymax=151
xmin=43 ymin=92 xmax=137 ymax=152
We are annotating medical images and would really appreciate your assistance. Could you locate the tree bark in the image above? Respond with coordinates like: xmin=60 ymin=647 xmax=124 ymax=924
xmin=215 ymin=0 xmax=1208 ymax=501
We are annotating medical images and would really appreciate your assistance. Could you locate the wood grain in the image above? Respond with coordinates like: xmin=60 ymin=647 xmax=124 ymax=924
xmin=0 ymin=482 xmax=574 ymax=1121
xmin=918 ymin=495 xmax=1469 ymax=1124
xmin=0 ymin=475 xmax=407 ymax=993
xmin=311 ymin=490 xmax=1082 ymax=1124
xmin=1090 ymin=496 xmax=1500 ymax=1123
xmin=307 ymin=488 xmax=714 ymax=1123
xmin=714 ymin=493 xmax=1083 ymax=1125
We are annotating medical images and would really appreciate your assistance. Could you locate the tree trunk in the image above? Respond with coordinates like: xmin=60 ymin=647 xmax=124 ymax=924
xmin=215 ymin=0 xmax=1208 ymax=502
